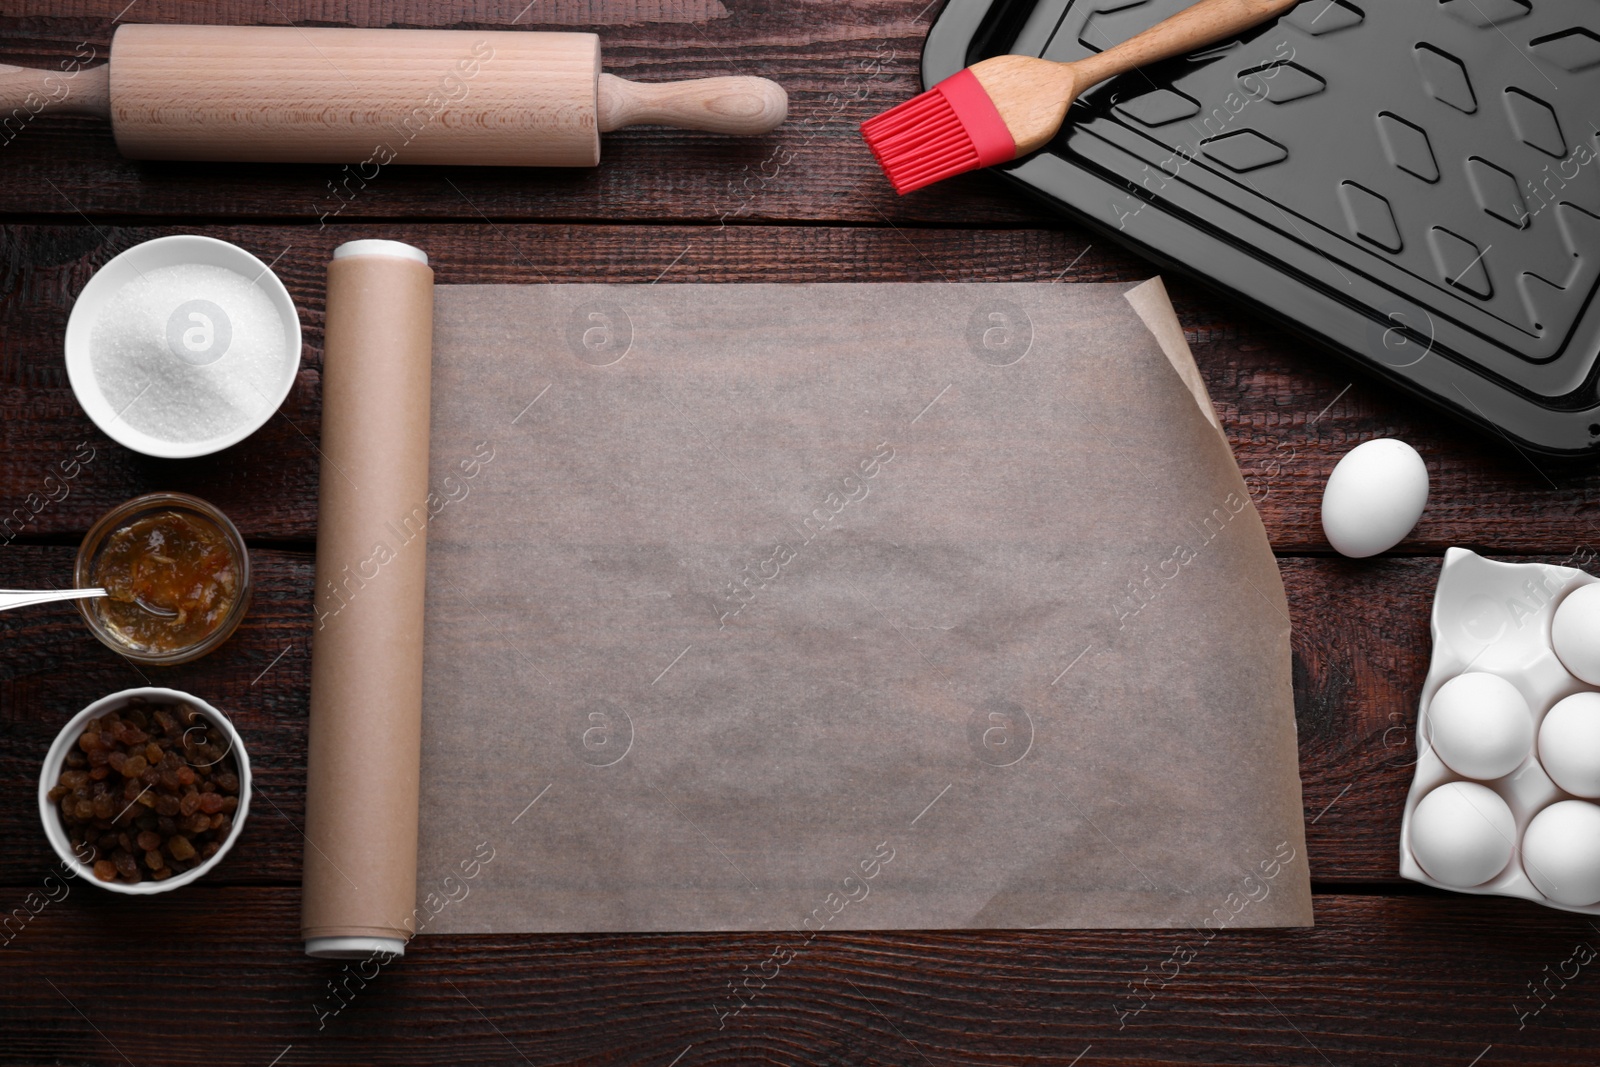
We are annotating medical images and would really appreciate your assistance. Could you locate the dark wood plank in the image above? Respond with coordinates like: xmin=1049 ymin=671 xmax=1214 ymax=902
xmin=2 ymin=890 xmax=1597 ymax=1066
xmin=0 ymin=0 xmax=1048 ymax=226
xmin=0 ymin=545 xmax=313 ymax=888
xmin=2 ymin=1 xmax=1583 ymax=1061
xmin=2 ymin=222 xmax=1592 ymax=551
xmin=0 ymin=544 xmax=1489 ymax=889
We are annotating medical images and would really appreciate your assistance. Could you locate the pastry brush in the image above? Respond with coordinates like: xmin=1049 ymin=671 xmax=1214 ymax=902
xmin=861 ymin=0 xmax=1299 ymax=194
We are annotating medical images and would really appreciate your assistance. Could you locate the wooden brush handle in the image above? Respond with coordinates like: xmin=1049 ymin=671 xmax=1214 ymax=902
xmin=1072 ymin=0 xmax=1301 ymax=88
xmin=597 ymin=73 xmax=786 ymax=134
xmin=0 ymin=61 xmax=110 ymax=118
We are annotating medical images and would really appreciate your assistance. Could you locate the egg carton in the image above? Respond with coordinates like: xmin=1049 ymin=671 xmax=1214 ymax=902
xmin=1400 ymin=548 xmax=1600 ymax=913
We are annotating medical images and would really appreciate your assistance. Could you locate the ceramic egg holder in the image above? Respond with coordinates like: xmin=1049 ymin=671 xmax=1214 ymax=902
xmin=1400 ymin=547 xmax=1600 ymax=913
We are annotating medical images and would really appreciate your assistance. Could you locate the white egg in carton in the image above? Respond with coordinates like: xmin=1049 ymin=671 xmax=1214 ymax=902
xmin=1400 ymin=548 xmax=1600 ymax=913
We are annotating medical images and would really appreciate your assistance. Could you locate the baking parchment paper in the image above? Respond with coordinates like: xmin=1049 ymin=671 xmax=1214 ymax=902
xmin=413 ymin=279 xmax=1311 ymax=932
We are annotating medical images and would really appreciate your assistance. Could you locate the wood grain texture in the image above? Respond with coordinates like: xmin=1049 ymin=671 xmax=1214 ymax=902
xmin=3 ymin=890 xmax=1598 ymax=1065
xmin=0 ymin=544 xmax=1485 ymax=889
xmin=0 ymin=60 xmax=109 ymax=117
xmin=1 ymin=2 xmax=1595 ymax=1062
xmin=109 ymin=26 xmax=606 ymax=166
xmin=1 ymin=223 xmax=1593 ymax=552
xmin=0 ymin=0 xmax=1044 ymax=225
xmin=596 ymin=72 xmax=788 ymax=134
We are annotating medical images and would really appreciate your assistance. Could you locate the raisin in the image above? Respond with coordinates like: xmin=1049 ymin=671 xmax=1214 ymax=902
xmin=55 ymin=700 xmax=239 ymax=885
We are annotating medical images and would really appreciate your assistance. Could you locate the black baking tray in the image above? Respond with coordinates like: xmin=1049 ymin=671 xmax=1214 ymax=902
xmin=922 ymin=0 xmax=1600 ymax=455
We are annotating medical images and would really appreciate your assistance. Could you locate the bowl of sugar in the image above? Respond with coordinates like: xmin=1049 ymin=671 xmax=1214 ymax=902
xmin=65 ymin=235 xmax=301 ymax=459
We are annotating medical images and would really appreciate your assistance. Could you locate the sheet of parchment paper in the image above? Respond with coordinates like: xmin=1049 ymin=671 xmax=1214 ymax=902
xmin=414 ymin=280 xmax=1311 ymax=932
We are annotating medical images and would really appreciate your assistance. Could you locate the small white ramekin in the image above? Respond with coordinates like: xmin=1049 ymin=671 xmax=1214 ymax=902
xmin=64 ymin=234 xmax=301 ymax=458
xmin=38 ymin=687 xmax=252 ymax=895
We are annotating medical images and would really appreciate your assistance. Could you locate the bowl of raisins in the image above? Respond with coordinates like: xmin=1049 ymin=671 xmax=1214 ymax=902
xmin=38 ymin=687 xmax=251 ymax=894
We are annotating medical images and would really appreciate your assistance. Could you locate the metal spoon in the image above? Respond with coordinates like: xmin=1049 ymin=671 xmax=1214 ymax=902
xmin=0 ymin=587 xmax=109 ymax=612
xmin=0 ymin=587 xmax=177 ymax=616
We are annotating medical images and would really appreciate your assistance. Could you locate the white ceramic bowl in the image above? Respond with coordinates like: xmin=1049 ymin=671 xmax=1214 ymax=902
xmin=38 ymin=687 xmax=252 ymax=895
xmin=64 ymin=235 xmax=301 ymax=458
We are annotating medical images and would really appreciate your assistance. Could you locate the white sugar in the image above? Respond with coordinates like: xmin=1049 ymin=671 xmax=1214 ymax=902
xmin=89 ymin=262 xmax=289 ymax=444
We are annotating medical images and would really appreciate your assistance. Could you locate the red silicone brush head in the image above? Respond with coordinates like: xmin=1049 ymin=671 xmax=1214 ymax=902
xmin=860 ymin=68 xmax=1018 ymax=195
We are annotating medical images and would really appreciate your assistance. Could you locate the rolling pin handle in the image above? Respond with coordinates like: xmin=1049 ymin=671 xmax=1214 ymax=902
xmin=0 ymin=62 xmax=111 ymax=120
xmin=597 ymin=73 xmax=786 ymax=135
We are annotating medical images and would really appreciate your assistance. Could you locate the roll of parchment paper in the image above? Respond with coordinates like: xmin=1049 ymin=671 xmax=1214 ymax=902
xmin=302 ymin=239 xmax=434 ymax=959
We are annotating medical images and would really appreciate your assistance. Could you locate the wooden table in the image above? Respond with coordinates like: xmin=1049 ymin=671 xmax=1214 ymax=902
xmin=3 ymin=2 xmax=1599 ymax=1063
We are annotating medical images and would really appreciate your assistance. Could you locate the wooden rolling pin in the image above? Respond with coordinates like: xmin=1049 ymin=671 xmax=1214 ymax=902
xmin=0 ymin=25 xmax=787 ymax=166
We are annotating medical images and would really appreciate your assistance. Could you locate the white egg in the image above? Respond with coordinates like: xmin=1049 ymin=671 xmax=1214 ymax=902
xmin=1426 ymin=672 xmax=1533 ymax=780
xmin=1319 ymin=438 xmax=1429 ymax=558
xmin=1552 ymin=583 xmax=1600 ymax=686
xmin=1522 ymin=800 xmax=1600 ymax=906
xmin=1409 ymin=781 xmax=1517 ymax=887
xmin=1539 ymin=692 xmax=1600 ymax=797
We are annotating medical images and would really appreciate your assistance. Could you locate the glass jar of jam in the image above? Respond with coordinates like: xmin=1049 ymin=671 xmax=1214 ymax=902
xmin=74 ymin=493 xmax=251 ymax=665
